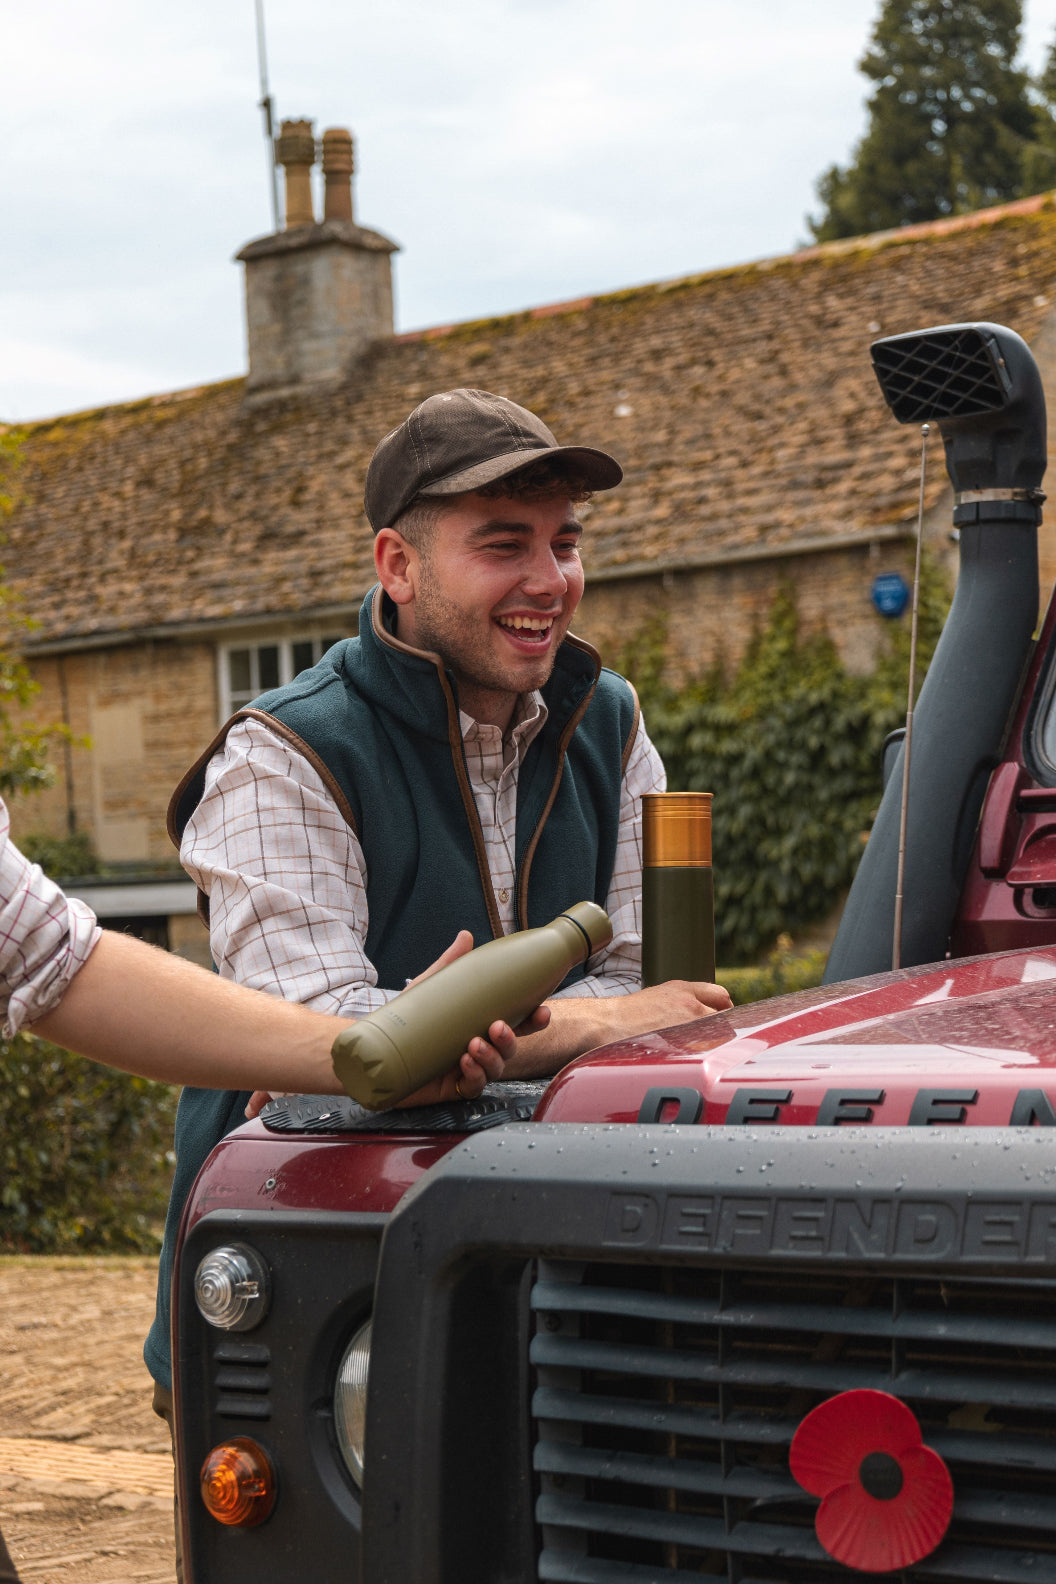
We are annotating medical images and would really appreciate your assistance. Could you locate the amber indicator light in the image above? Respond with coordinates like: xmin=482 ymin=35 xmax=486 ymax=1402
xmin=642 ymin=792 xmax=712 ymax=868
xmin=200 ymin=1437 xmax=276 ymax=1527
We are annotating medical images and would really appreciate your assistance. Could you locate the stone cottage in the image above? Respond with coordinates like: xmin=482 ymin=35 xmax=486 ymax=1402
xmin=5 ymin=119 xmax=1056 ymax=955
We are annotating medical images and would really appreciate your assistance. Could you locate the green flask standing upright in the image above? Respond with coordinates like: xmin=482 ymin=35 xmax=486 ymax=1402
xmin=641 ymin=792 xmax=715 ymax=985
xmin=331 ymin=901 xmax=613 ymax=1110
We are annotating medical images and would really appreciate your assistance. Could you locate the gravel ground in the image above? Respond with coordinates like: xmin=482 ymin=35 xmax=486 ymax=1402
xmin=0 ymin=1257 xmax=175 ymax=1583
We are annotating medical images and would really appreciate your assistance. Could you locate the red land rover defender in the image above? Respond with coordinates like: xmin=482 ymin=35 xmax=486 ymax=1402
xmin=173 ymin=323 xmax=1056 ymax=1582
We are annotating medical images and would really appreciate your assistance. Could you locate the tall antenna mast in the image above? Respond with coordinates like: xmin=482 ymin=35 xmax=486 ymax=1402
xmin=892 ymin=422 xmax=930 ymax=970
xmin=254 ymin=0 xmax=280 ymax=231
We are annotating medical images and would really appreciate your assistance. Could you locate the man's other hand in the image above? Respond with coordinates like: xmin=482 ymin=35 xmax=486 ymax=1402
xmin=503 ymin=975 xmax=733 ymax=1080
xmin=608 ymin=978 xmax=733 ymax=1031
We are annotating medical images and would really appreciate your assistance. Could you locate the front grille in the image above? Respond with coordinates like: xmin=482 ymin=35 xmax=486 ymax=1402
xmin=870 ymin=327 xmax=1010 ymax=423
xmin=530 ymin=1260 xmax=1056 ymax=1581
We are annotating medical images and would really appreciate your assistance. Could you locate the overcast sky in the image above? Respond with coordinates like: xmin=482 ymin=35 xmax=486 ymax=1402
xmin=5 ymin=0 xmax=1056 ymax=422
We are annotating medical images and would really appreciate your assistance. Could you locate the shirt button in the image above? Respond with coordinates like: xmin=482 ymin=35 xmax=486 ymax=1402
xmin=497 ymin=888 xmax=510 ymax=904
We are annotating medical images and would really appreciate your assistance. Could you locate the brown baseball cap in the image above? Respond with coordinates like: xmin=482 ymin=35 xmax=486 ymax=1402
xmin=364 ymin=387 xmax=623 ymax=531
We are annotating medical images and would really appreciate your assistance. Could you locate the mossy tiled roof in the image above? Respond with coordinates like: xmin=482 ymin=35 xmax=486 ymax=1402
xmin=7 ymin=192 xmax=1056 ymax=645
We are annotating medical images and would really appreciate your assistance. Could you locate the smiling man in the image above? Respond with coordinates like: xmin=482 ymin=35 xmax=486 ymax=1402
xmin=145 ymin=390 xmax=731 ymax=1431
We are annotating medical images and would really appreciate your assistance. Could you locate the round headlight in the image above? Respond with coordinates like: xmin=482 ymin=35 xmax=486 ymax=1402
xmin=334 ymin=1318 xmax=372 ymax=1486
xmin=194 ymin=1244 xmax=270 ymax=1331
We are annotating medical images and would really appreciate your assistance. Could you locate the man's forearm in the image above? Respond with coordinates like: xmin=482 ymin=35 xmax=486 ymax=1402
xmin=501 ymin=997 xmax=616 ymax=1077
xmin=32 ymin=930 xmax=351 ymax=1093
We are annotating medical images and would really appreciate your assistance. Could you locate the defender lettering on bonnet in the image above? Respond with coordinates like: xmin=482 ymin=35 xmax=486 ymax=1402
xmin=634 ymin=1087 xmax=1056 ymax=1124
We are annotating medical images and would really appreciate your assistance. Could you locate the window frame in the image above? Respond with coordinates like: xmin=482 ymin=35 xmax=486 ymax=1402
xmin=216 ymin=631 xmax=347 ymax=723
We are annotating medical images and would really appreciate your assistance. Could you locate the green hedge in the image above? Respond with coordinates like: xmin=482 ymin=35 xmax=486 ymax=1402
xmin=18 ymin=828 xmax=100 ymax=878
xmin=720 ymin=939 xmax=828 ymax=1005
xmin=0 ymin=1031 xmax=178 ymax=1253
xmin=0 ymin=434 xmax=176 ymax=1253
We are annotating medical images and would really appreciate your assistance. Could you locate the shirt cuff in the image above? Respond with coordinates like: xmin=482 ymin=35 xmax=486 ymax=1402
xmin=551 ymin=970 xmax=640 ymax=1000
xmin=4 ymin=898 xmax=102 ymax=1038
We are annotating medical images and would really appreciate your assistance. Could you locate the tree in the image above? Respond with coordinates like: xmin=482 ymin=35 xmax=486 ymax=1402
xmin=1023 ymin=30 xmax=1056 ymax=194
xmin=0 ymin=429 xmax=66 ymax=799
xmin=810 ymin=1 xmax=1044 ymax=242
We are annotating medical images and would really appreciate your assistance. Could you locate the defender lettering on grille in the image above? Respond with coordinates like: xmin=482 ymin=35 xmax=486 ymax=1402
xmin=603 ymin=1191 xmax=1056 ymax=1261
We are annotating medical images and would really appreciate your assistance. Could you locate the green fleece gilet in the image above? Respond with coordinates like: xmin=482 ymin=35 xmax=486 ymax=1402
xmin=145 ymin=586 xmax=638 ymax=1387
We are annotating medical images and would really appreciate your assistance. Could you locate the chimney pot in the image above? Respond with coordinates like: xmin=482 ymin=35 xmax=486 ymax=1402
xmin=276 ymin=117 xmax=316 ymax=228
xmin=322 ymin=127 xmax=355 ymax=222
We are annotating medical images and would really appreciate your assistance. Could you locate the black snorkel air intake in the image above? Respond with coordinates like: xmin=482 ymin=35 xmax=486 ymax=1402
xmin=824 ymin=323 xmax=1046 ymax=982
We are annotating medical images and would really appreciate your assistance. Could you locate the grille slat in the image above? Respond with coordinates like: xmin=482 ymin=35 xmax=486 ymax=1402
xmin=531 ymin=1332 xmax=1056 ymax=1413
xmin=534 ymin=1386 xmax=798 ymax=1445
xmin=533 ymin=1439 xmax=800 ymax=1502
xmin=532 ymin=1279 xmax=1056 ymax=1353
xmin=215 ymin=1394 xmax=270 ymax=1419
xmin=213 ymin=1367 xmax=271 ymax=1392
xmin=538 ymin=1492 xmax=826 ymax=1561
xmin=955 ymin=1489 xmax=1056 ymax=1532
xmin=538 ymin=1555 xmax=740 ymax=1583
xmin=538 ymin=1494 xmax=1056 ymax=1583
xmin=211 ymin=1340 xmax=271 ymax=1420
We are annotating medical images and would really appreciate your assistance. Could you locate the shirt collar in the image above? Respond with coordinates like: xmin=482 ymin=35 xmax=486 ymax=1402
xmin=459 ymin=690 xmax=548 ymax=753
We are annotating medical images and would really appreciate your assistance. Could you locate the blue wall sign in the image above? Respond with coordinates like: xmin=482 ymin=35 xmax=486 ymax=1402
xmin=871 ymin=572 xmax=910 ymax=618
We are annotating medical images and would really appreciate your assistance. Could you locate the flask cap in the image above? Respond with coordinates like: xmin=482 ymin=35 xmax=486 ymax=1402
xmin=560 ymin=900 xmax=613 ymax=957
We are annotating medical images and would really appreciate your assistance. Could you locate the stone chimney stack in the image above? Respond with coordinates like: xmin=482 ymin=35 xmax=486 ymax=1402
xmin=237 ymin=119 xmax=398 ymax=401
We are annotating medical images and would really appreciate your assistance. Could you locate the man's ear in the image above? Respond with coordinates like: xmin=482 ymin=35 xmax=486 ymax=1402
xmin=374 ymin=529 xmax=418 ymax=606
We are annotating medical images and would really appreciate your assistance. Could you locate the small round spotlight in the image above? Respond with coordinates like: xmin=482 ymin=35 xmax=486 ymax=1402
xmin=194 ymin=1244 xmax=270 ymax=1331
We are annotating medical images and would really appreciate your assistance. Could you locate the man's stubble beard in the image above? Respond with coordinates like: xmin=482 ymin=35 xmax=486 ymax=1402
xmin=410 ymin=579 xmax=559 ymax=702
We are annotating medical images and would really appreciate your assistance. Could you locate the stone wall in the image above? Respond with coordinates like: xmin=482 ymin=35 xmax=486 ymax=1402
xmin=579 ymin=538 xmax=934 ymax=686
xmin=12 ymin=638 xmax=218 ymax=861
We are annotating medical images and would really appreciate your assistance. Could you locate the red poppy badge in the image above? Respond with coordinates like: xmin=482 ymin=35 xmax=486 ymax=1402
xmin=789 ymin=1389 xmax=954 ymax=1573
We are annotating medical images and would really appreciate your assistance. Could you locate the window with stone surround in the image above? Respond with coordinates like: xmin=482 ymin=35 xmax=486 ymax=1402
xmin=219 ymin=634 xmax=345 ymax=719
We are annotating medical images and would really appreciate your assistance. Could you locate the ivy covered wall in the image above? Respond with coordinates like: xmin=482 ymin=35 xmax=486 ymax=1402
xmin=617 ymin=563 xmax=949 ymax=965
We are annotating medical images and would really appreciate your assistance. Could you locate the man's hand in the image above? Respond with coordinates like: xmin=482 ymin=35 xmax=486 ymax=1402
xmin=244 ymin=928 xmax=551 ymax=1118
xmin=598 ymin=979 xmax=733 ymax=1032
xmin=502 ymin=976 xmax=733 ymax=1080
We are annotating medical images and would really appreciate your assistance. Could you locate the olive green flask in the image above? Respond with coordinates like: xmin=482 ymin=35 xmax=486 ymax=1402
xmin=331 ymin=901 xmax=612 ymax=1110
xmin=641 ymin=792 xmax=715 ymax=985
